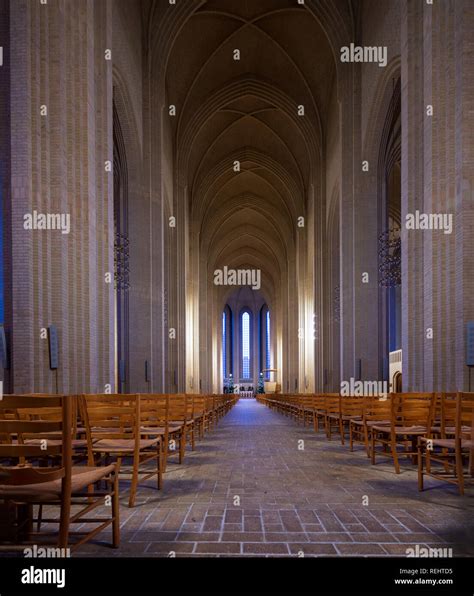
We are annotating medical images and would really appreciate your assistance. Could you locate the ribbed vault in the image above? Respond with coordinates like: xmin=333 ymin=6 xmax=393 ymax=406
xmin=146 ymin=0 xmax=349 ymax=391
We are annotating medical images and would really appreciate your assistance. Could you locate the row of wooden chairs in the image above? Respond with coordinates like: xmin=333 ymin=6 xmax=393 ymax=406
xmin=83 ymin=393 xmax=235 ymax=508
xmin=258 ymin=392 xmax=474 ymax=495
xmin=0 ymin=393 xmax=237 ymax=550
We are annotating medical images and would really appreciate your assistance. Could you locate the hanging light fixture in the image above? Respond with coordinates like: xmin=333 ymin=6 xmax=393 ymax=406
xmin=114 ymin=232 xmax=130 ymax=291
xmin=378 ymin=226 xmax=401 ymax=287
xmin=333 ymin=285 xmax=340 ymax=323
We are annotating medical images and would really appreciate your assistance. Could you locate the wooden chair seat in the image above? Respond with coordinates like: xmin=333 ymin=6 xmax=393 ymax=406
xmin=328 ymin=413 xmax=362 ymax=421
xmin=440 ymin=426 xmax=470 ymax=435
xmin=372 ymin=424 xmax=427 ymax=435
xmin=140 ymin=426 xmax=166 ymax=435
xmin=353 ymin=418 xmax=385 ymax=428
xmin=419 ymin=437 xmax=473 ymax=449
xmin=25 ymin=438 xmax=89 ymax=449
xmin=0 ymin=464 xmax=116 ymax=501
xmin=92 ymin=438 xmax=160 ymax=453
xmin=430 ymin=425 xmax=470 ymax=435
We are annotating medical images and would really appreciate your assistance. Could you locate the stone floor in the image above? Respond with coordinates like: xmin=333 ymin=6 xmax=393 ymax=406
xmin=78 ymin=399 xmax=474 ymax=558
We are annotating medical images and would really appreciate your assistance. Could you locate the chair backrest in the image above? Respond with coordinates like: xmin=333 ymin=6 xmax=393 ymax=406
xmin=363 ymin=395 xmax=392 ymax=422
xmin=185 ymin=394 xmax=196 ymax=421
xmin=81 ymin=394 xmax=140 ymax=454
xmin=456 ymin=392 xmax=474 ymax=441
xmin=193 ymin=396 xmax=206 ymax=417
xmin=0 ymin=395 xmax=73 ymax=488
xmin=313 ymin=395 xmax=326 ymax=410
xmin=392 ymin=392 xmax=435 ymax=427
xmin=205 ymin=396 xmax=215 ymax=415
xmin=340 ymin=396 xmax=364 ymax=417
xmin=300 ymin=395 xmax=314 ymax=409
xmin=17 ymin=396 xmax=79 ymax=441
xmin=324 ymin=395 xmax=340 ymax=416
xmin=168 ymin=394 xmax=187 ymax=424
xmin=438 ymin=392 xmax=457 ymax=436
xmin=139 ymin=394 xmax=169 ymax=433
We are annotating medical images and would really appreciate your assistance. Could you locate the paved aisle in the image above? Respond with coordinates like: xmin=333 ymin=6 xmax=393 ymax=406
xmin=82 ymin=399 xmax=474 ymax=557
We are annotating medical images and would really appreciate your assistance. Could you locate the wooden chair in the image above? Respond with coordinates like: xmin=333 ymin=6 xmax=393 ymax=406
xmin=418 ymin=392 xmax=474 ymax=494
xmin=167 ymin=394 xmax=188 ymax=464
xmin=313 ymin=395 xmax=326 ymax=432
xmin=192 ymin=396 xmax=206 ymax=439
xmin=350 ymin=395 xmax=391 ymax=456
xmin=324 ymin=396 xmax=342 ymax=440
xmin=204 ymin=396 xmax=216 ymax=432
xmin=139 ymin=394 xmax=193 ymax=469
xmin=337 ymin=396 xmax=364 ymax=445
xmin=0 ymin=395 xmax=119 ymax=550
xmin=370 ymin=392 xmax=435 ymax=473
xmin=81 ymin=394 xmax=162 ymax=508
xmin=299 ymin=395 xmax=316 ymax=427
xmin=185 ymin=394 xmax=196 ymax=450
xmin=139 ymin=394 xmax=171 ymax=470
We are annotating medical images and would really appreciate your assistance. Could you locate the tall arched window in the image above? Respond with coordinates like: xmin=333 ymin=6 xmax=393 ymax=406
xmin=222 ymin=305 xmax=233 ymax=381
xmin=259 ymin=305 xmax=271 ymax=379
xmin=222 ymin=310 xmax=226 ymax=379
xmin=266 ymin=310 xmax=271 ymax=375
xmin=240 ymin=310 xmax=251 ymax=380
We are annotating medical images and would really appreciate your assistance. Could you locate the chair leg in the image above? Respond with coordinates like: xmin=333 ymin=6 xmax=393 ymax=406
xmin=392 ymin=436 xmax=400 ymax=474
xmin=365 ymin=425 xmax=370 ymax=458
xmin=371 ymin=431 xmax=376 ymax=465
xmin=411 ymin=438 xmax=418 ymax=465
xmin=339 ymin=419 xmax=345 ymax=446
xmin=179 ymin=432 xmax=185 ymax=464
xmin=128 ymin=456 xmax=139 ymax=508
xmin=157 ymin=444 xmax=163 ymax=490
xmin=349 ymin=423 xmax=354 ymax=452
xmin=455 ymin=449 xmax=465 ymax=496
xmin=37 ymin=504 xmax=43 ymax=533
xmin=417 ymin=440 xmax=424 ymax=491
xmin=112 ymin=470 xmax=120 ymax=548
xmin=58 ymin=493 xmax=71 ymax=549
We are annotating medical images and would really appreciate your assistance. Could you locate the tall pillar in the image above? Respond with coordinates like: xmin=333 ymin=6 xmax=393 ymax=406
xmin=6 ymin=0 xmax=113 ymax=393
xmin=401 ymin=0 xmax=472 ymax=391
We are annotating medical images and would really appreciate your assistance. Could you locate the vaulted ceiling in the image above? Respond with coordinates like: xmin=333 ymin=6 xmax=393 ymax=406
xmin=146 ymin=0 xmax=350 ymax=307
